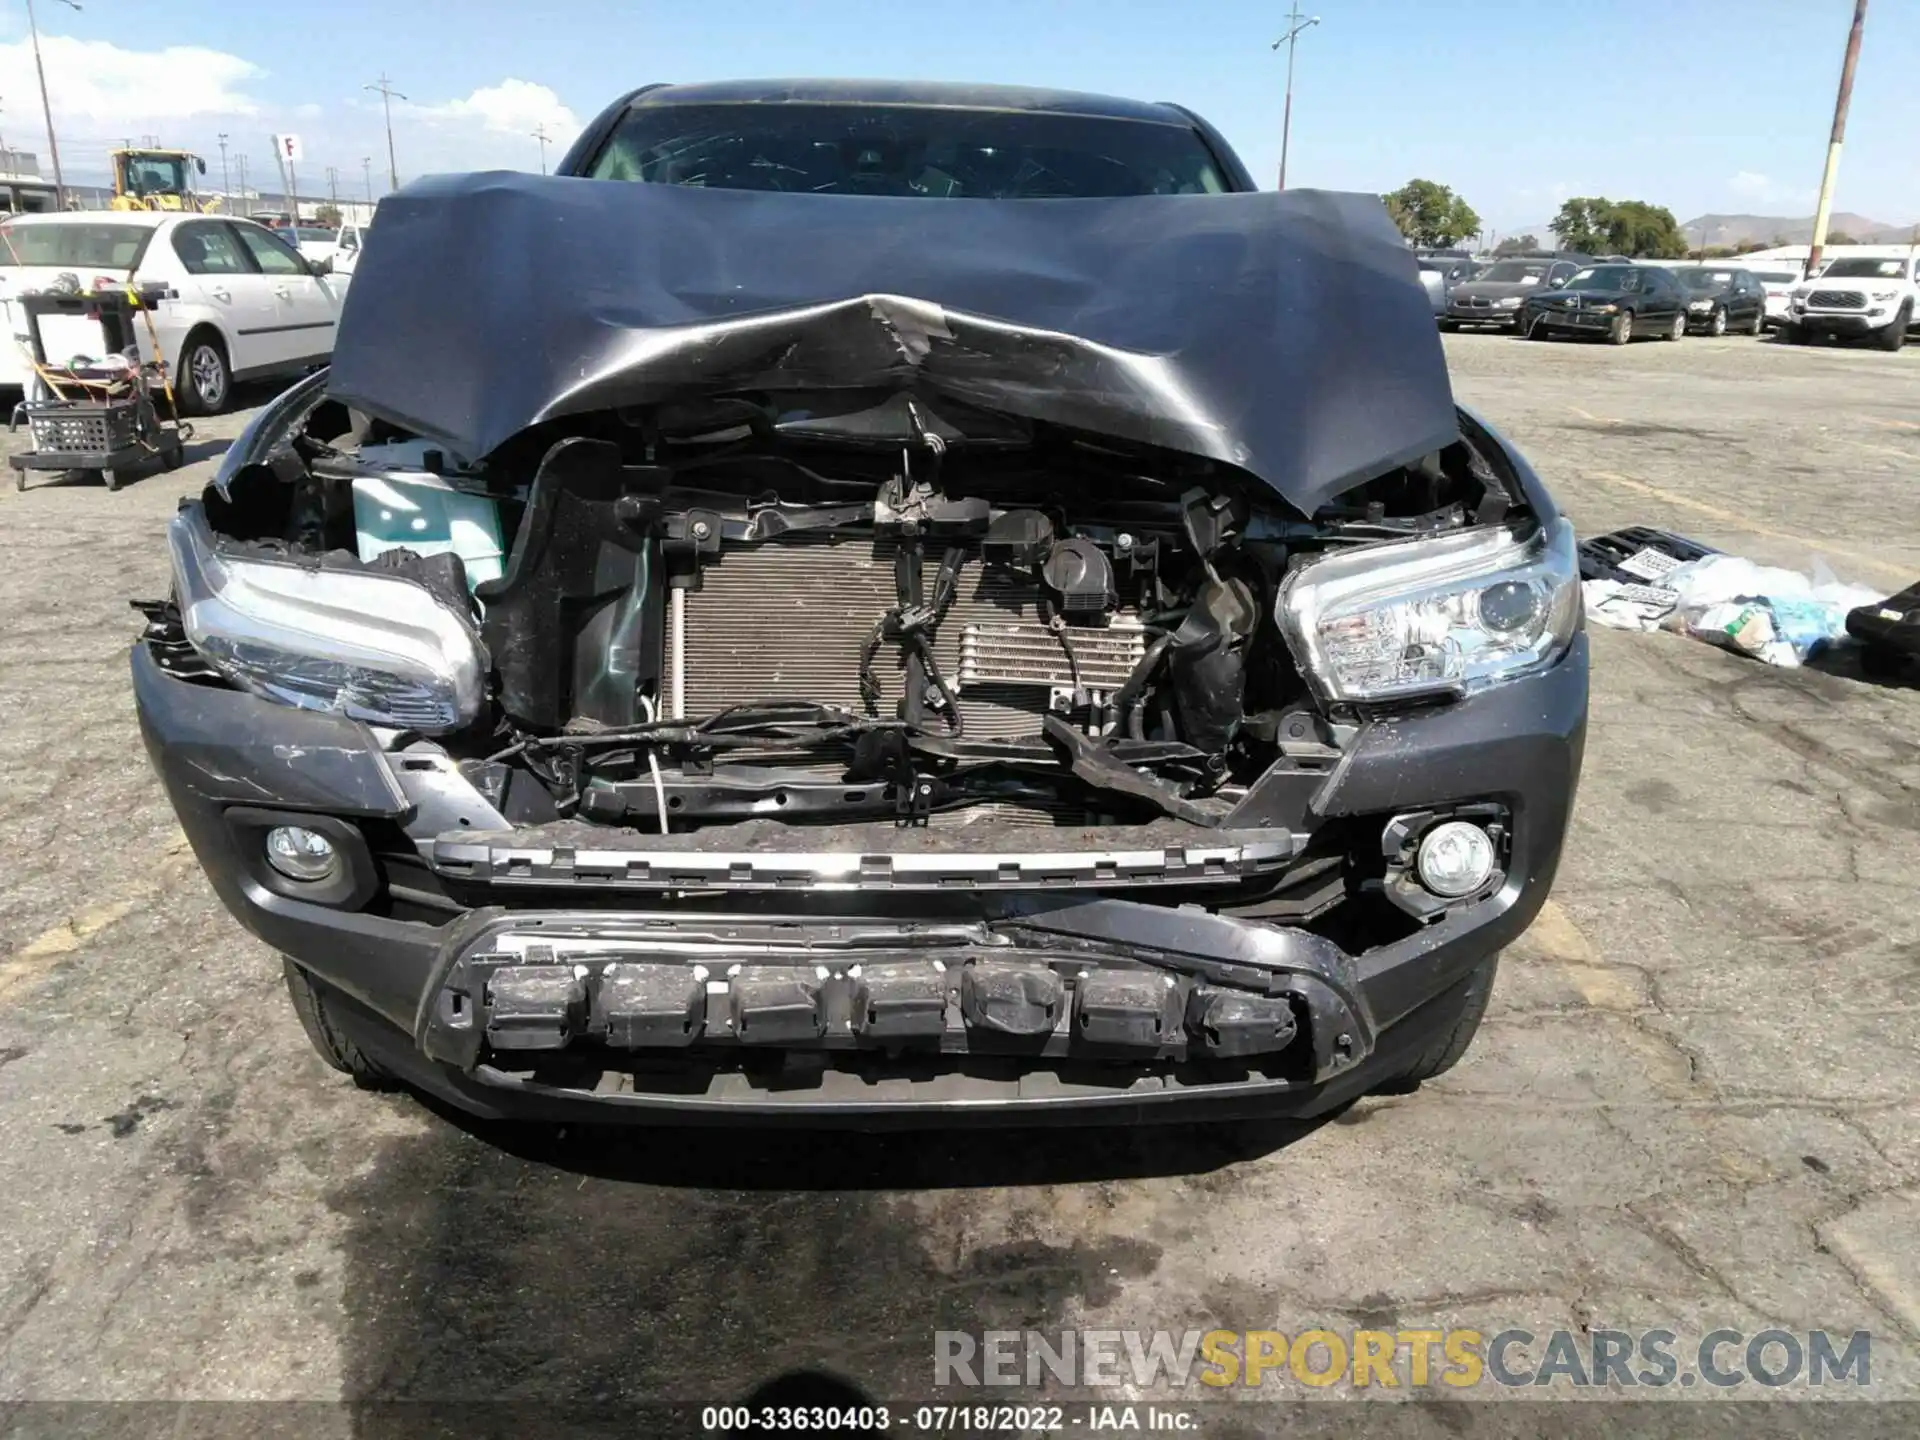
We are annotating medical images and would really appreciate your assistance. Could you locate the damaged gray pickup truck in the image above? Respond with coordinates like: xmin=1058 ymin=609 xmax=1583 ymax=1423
xmin=133 ymin=80 xmax=1587 ymax=1126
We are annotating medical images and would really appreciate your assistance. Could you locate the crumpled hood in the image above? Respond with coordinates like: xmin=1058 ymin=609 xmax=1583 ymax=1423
xmin=325 ymin=171 xmax=1459 ymax=517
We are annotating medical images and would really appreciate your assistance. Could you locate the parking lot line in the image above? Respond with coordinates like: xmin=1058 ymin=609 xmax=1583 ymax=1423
xmin=1836 ymin=437 xmax=1919 ymax=463
xmin=1858 ymin=416 xmax=1920 ymax=432
xmin=0 ymin=900 xmax=143 ymax=1005
xmin=1584 ymin=469 xmax=1913 ymax=585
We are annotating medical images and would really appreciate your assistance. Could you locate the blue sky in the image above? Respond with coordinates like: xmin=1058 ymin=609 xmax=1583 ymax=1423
xmin=2 ymin=0 xmax=1914 ymax=231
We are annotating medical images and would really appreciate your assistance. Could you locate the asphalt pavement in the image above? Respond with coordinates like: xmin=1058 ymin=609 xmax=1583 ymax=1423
xmin=1 ymin=333 xmax=1918 ymax=1432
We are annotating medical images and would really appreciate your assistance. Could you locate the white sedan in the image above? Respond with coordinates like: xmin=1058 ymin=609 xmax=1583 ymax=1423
xmin=0 ymin=210 xmax=347 ymax=414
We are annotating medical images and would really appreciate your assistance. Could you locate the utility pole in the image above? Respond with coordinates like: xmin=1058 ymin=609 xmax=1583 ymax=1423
xmin=532 ymin=123 xmax=551 ymax=175
xmin=217 ymin=132 xmax=230 ymax=203
xmin=365 ymin=73 xmax=406 ymax=191
xmin=361 ymin=156 xmax=373 ymax=206
xmin=1806 ymin=0 xmax=1868 ymax=279
xmin=25 ymin=0 xmax=82 ymax=209
xmin=1270 ymin=4 xmax=1320 ymax=191
xmin=326 ymin=165 xmax=338 ymax=204
xmin=235 ymin=153 xmax=248 ymax=216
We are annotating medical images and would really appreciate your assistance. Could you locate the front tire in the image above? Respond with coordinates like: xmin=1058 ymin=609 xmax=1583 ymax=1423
xmin=1609 ymin=311 xmax=1634 ymax=345
xmin=283 ymin=959 xmax=395 ymax=1088
xmin=1782 ymin=323 xmax=1808 ymax=345
xmin=1708 ymin=306 xmax=1727 ymax=337
xmin=1380 ymin=952 xmax=1500 ymax=1090
xmin=176 ymin=331 xmax=232 ymax=416
xmin=1748 ymin=305 xmax=1766 ymax=336
xmin=1877 ymin=307 xmax=1910 ymax=351
xmin=1665 ymin=311 xmax=1686 ymax=341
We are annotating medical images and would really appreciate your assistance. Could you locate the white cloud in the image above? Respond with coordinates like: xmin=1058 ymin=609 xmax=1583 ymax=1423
xmin=0 ymin=34 xmax=261 ymax=125
xmin=422 ymin=79 xmax=579 ymax=149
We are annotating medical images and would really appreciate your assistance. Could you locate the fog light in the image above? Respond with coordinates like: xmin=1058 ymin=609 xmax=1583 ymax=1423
xmin=1416 ymin=821 xmax=1495 ymax=898
xmin=265 ymin=825 xmax=338 ymax=882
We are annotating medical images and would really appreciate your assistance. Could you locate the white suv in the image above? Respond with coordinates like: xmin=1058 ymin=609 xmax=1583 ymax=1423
xmin=0 ymin=211 xmax=347 ymax=412
xmin=1784 ymin=253 xmax=1920 ymax=351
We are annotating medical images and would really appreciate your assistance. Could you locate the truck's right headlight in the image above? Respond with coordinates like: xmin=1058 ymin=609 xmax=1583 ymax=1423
xmin=169 ymin=508 xmax=485 ymax=733
xmin=1277 ymin=519 xmax=1579 ymax=704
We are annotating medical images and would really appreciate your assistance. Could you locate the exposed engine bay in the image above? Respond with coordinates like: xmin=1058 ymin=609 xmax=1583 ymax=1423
xmin=186 ymin=382 xmax=1522 ymax=844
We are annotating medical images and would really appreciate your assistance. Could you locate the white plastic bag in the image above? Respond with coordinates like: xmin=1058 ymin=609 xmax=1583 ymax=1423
xmin=1661 ymin=555 xmax=1880 ymax=666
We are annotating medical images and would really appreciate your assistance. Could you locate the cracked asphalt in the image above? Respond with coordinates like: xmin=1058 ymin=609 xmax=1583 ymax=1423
xmin=1 ymin=332 xmax=1918 ymax=1430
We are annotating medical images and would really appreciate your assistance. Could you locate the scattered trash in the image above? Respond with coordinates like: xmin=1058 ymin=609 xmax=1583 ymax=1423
xmin=1578 ymin=528 xmax=1883 ymax=668
xmin=1581 ymin=578 xmax=1677 ymax=631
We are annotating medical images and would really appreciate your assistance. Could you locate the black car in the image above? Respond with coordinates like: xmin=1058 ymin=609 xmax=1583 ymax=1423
xmin=1670 ymin=266 xmax=1768 ymax=336
xmin=1441 ymin=254 xmax=1587 ymax=331
xmin=1521 ymin=262 xmax=1690 ymax=344
xmin=133 ymin=79 xmax=1587 ymax=1129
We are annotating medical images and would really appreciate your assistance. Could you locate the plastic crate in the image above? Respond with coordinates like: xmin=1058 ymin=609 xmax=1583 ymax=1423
xmin=24 ymin=400 xmax=140 ymax=456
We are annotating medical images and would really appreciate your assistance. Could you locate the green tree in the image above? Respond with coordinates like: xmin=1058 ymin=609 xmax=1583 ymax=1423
xmin=1381 ymin=179 xmax=1482 ymax=249
xmin=1493 ymin=233 xmax=1540 ymax=256
xmin=1549 ymin=198 xmax=1611 ymax=253
xmin=314 ymin=202 xmax=343 ymax=229
xmin=1826 ymin=230 xmax=1857 ymax=246
xmin=1610 ymin=201 xmax=1688 ymax=258
xmin=1549 ymin=197 xmax=1687 ymax=258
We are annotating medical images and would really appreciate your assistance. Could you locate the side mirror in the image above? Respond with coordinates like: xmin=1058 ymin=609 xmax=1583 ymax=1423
xmin=308 ymin=256 xmax=333 ymax=277
xmin=197 ymin=158 xmax=208 ymax=175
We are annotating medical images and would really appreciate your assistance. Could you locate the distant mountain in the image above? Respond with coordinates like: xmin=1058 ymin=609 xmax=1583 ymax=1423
xmin=1680 ymin=212 xmax=1916 ymax=246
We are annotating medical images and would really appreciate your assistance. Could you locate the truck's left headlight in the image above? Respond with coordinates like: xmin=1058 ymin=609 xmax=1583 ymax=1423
xmin=169 ymin=508 xmax=485 ymax=732
xmin=1277 ymin=519 xmax=1579 ymax=703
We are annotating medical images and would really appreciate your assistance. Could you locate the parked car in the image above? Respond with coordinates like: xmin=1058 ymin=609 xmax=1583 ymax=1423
xmin=290 ymin=226 xmax=341 ymax=265
xmin=0 ymin=211 xmax=345 ymax=413
xmin=1743 ymin=267 xmax=1802 ymax=330
xmin=1415 ymin=251 xmax=1476 ymax=316
xmin=1441 ymin=254 xmax=1587 ymax=331
xmin=1520 ymin=262 xmax=1689 ymax=344
xmin=1670 ymin=266 xmax=1768 ymax=336
xmin=1782 ymin=253 xmax=1920 ymax=350
xmin=134 ymin=78 xmax=1586 ymax=1129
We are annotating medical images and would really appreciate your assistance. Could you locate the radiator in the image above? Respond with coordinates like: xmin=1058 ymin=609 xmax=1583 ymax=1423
xmin=665 ymin=536 xmax=1143 ymax=739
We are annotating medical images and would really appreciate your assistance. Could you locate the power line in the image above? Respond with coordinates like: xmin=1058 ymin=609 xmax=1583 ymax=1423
xmin=365 ymin=73 xmax=407 ymax=192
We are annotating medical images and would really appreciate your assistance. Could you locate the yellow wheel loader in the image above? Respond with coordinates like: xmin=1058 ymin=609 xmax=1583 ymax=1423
xmin=109 ymin=149 xmax=222 ymax=213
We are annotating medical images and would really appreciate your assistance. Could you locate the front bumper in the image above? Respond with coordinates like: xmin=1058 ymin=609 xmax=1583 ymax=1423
xmin=1526 ymin=308 xmax=1613 ymax=333
xmin=1792 ymin=310 xmax=1879 ymax=334
xmin=133 ymin=636 xmax=1588 ymax=1126
xmin=1446 ymin=305 xmax=1525 ymax=327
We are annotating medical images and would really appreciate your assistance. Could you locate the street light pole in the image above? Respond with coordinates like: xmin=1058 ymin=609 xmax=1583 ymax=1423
xmin=365 ymin=74 xmax=406 ymax=191
xmin=235 ymin=153 xmax=248 ymax=216
xmin=532 ymin=123 xmax=551 ymax=174
xmin=1805 ymin=0 xmax=1869 ymax=279
xmin=1270 ymin=4 xmax=1320 ymax=191
xmin=25 ymin=0 xmax=82 ymax=209
xmin=361 ymin=156 xmax=373 ymax=206
xmin=217 ymin=132 xmax=230 ymax=203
